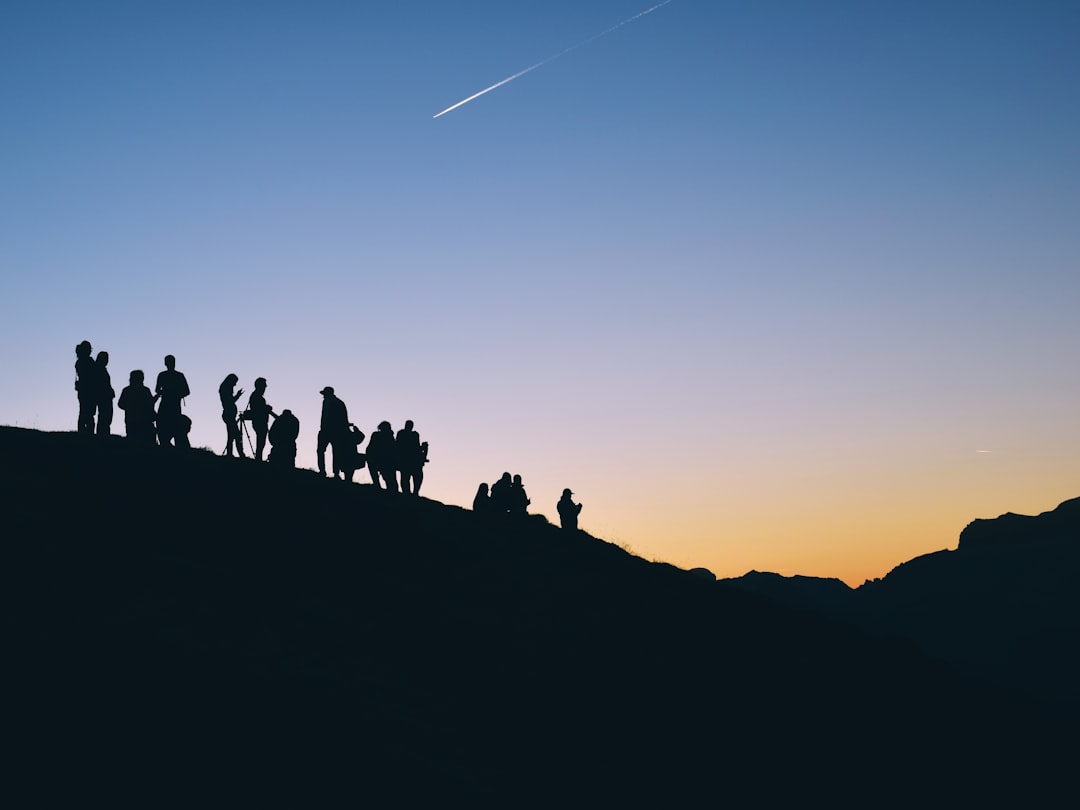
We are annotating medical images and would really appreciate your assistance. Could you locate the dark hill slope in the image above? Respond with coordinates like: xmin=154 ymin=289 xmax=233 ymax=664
xmin=0 ymin=427 xmax=1070 ymax=803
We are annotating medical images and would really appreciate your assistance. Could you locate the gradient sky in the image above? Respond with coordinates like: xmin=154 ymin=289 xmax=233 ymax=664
xmin=3 ymin=1 xmax=1079 ymax=586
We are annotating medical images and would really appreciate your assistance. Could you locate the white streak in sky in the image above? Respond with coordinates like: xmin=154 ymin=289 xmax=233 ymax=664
xmin=433 ymin=0 xmax=674 ymax=119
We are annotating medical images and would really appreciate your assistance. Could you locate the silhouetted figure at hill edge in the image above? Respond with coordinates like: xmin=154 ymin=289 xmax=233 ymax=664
xmin=117 ymin=370 xmax=156 ymax=445
xmin=242 ymin=377 xmax=275 ymax=461
xmin=317 ymin=387 xmax=350 ymax=477
xmin=396 ymin=419 xmax=426 ymax=495
xmin=473 ymin=482 xmax=491 ymax=514
xmin=155 ymin=354 xmax=190 ymax=447
xmin=490 ymin=472 xmax=513 ymax=515
xmin=74 ymin=340 xmax=97 ymax=435
xmin=366 ymin=421 xmax=398 ymax=491
xmin=339 ymin=424 xmax=366 ymax=482
xmin=95 ymin=351 xmax=115 ymax=436
xmin=510 ymin=474 xmax=530 ymax=517
xmin=557 ymin=488 xmax=582 ymax=531
xmin=219 ymin=374 xmax=245 ymax=457
xmin=268 ymin=408 xmax=299 ymax=467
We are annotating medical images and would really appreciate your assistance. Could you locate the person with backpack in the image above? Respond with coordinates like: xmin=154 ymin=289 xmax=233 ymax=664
xmin=339 ymin=424 xmax=366 ymax=482
xmin=317 ymin=386 xmax=350 ymax=477
xmin=395 ymin=419 xmax=427 ymax=495
xmin=268 ymin=409 xmax=300 ymax=467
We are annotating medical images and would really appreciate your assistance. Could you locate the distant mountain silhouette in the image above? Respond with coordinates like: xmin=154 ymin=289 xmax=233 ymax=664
xmin=721 ymin=498 xmax=1080 ymax=713
xmin=0 ymin=426 xmax=1073 ymax=803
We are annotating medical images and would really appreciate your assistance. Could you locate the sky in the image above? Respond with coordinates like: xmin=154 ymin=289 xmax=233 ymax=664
xmin=2 ymin=0 xmax=1079 ymax=586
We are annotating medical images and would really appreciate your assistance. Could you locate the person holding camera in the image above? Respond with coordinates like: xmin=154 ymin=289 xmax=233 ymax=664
xmin=244 ymin=377 xmax=275 ymax=461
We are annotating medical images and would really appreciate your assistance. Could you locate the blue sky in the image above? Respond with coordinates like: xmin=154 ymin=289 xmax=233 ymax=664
xmin=3 ymin=1 xmax=1079 ymax=583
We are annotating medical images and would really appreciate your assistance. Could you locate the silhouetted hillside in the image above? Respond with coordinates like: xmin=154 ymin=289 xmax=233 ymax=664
xmin=721 ymin=499 xmax=1080 ymax=714
xmin=0 ymin=427 xmax=1071 ymax=803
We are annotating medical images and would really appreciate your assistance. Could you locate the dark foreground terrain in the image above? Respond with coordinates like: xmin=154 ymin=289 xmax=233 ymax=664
xmin=1 ymin=427 xmax=1072 ymax=804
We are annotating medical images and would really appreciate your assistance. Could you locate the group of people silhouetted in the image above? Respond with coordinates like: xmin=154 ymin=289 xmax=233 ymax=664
xmin=75 ymin=340 xmax=300 ymax=466
xmin=73 ymin=340 xmax=583 ymax=527
xmin=76 ymin=340 xmax=192 ymax=447
xmin=316 ymin=387 xmax=428 ymax=494
xmin=473 ymin=474 xmax=582 ymax=530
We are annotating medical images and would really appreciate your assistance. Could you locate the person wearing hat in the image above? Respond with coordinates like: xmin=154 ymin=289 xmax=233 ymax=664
xmin=557 ymin=488 xmax=582 ymax=531
xmin=317 ymin=386 xmax=349 ymax=477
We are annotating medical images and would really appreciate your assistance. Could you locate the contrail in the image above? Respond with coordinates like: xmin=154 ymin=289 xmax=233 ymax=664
xmin=433 ymin=0 xmax=674 ymax=119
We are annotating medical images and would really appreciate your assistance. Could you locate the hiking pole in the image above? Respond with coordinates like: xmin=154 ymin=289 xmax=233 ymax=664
xmin=240 ymin=417 xmax=255 ymax=457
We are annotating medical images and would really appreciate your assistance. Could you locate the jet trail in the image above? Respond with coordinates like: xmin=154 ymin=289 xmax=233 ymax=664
xmin=433 ymin=0 xmax=673 ymax=119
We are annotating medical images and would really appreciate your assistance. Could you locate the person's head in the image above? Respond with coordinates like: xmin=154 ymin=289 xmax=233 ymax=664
xmin=76 ymin=341 xmax=92 ymax=358
xmin=221 ymin=373 xmax=238 ymax=392
xmin=130 ymin=370 xmax=144 ymax=385
xmin=320 ymin=386 xmax=334 ymax=397
xmin=255 ymin=377 xmax=267 ymax=390
xmin=562 ymin=488 xmax=574 ymax=498
xmin=96 ymin=351 xmax=109 ymax=366
xmin=404 ymin=419 xmax=414 ymax=431
xmin=513 ymin=474 xmax=522 ymax=485
xmin=500 ymin=472 xmax=511 ymax=482
xmin=164 ymin=354 xmax=176 ymax=370
xmin=378 ymin=420 xmax=392 ymax=433
xmin=477 ymin=482 xmax=489 ymax=496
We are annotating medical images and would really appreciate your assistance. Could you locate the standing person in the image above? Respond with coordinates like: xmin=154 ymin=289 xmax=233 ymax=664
xmin=117 ymin=370 xmax=156 ymax=445
xmin=244 ymin=377 xmax=275 ymax=461
xmin=74 ymin=340 xmax=97 ymax=435
xmin=365 ymin=421 xmax=398 ymax=491
xmin=268 ymin=408 xmax=300 ymax=467
xmin=490 ymin=472 xmax=513 ymax=515
xmin=219 ymin=374 xmax=245 ymax=457
xmin=317 ymin=386 xmax=349 ymax=477
xmin=472 ymin=483 xmax=491 ymax=514
xmin=510 ymin=474 xmax=530 ymax=517
xmin=155 ymin=354 xmax=190 ymax=447
xmin=395 ymin=419 xmax=426 ymax=495
xmin=95 ymin=350 xmax=115 ymax=436
xmin=557 ymin=488 xmax=582 ymax=531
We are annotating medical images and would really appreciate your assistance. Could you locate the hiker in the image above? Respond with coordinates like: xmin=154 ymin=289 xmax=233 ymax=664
xmin=95 ymin=350 xmax=115 ymax=436
xmin=557 ymin=488 xmax=582 ymax=531
xmin=396 ymin=419 xmax=426 ymax=495
xmin=268 ymin=408 xmax=300 ymax=467
xmin=117 ymin=370 xmax=156 ymax=445
xmin=317 ymin=386 xmax=350 ymax=477
xmin=340 ymin=424 xmax=366 ymax=482
xmin=74 ymin=340 xmax=97 ymax=435
xmin=472 ymin=482 xmax=492 ymax=514
xmin=510 ymin=474 xmax=530 ymax=517
xmin=219 ymin=374 xmax=245 ymax=457
xmin=155 ymin=354 xmax=190 ymax=447
xmin=490 ymin=472 xmax=513 ymax=515
xmin=243 ymin=377 xmax=274 ymax=461
xmin=366 ymin=421 xmax=398 ymax=491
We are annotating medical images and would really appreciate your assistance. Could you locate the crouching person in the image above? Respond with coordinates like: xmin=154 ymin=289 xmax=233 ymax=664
xmin=268 ymin=409 xmax=300 ymax=468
